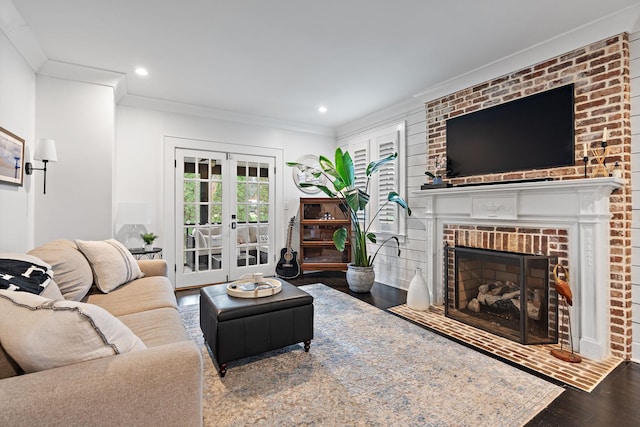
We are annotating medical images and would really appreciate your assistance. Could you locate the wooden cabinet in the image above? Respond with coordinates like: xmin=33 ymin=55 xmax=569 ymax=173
xmin=299 ymin=198 xmax=351 ymax=272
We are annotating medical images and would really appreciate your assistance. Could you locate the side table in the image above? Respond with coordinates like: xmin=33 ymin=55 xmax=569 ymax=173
xmin=128 ymin=247 xmax=163 ymax=260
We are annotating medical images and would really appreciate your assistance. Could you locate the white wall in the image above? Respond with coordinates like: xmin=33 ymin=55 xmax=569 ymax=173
xmin=630 ymin=31 xmax=640 ymax=363
xmin=115 ymin=105 xmax=336 ymax=279
xmin=337 ymin=100 xmax=427 ymax=290
xmin=0 ymin=30 xmax=36 ymax=252
xmin=34 ymin=76 xmax=115 ymax=245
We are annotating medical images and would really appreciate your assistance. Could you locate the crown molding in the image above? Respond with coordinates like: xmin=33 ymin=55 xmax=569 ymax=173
xmin=413 ymin=3 xmax=640 ymax=104
xmin=336 ymin=97 xmax=424 ymax=140
xmin=119 ymin=94 xmax=336 ymax=137
xmin=0 ymin=0 xmax=46 ymax=70
xmin=37 ymin=60 xmax=127 ymax=99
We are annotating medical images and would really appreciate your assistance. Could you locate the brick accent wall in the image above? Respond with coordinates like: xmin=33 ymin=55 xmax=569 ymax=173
xmin=428 ymin=34 xmax=632 ymax=360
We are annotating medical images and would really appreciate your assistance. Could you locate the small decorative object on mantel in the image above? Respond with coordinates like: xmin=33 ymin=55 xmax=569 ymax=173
xmin=612 ymin=161 xmax=623 ymax=178
xmin=424 ymin=154 xmax=447 ymax=182
xmin=591 ymin=127 xmax=609 ymax=178
xmin=582 ymin=142 xmax=589 ymax=178
xmin=141 ymin=232 xmax=158 ymax=251
xmin=423 ymin=154 xmax=451 ymax=189
xmin=551 ymin=264 xmax=582 ymax=363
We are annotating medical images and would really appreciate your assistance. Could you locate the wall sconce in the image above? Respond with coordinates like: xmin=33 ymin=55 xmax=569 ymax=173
xmin=25 ymin=138 xmax=58 ymax=194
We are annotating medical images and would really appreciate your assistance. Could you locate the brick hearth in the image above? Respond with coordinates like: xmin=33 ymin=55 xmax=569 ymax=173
xmin=389 ymin=304 xmax=622 ymax=393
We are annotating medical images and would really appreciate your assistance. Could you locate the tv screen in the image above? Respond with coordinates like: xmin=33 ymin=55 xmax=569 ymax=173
xmin=446 ymin=84 xmax=575 ymax=178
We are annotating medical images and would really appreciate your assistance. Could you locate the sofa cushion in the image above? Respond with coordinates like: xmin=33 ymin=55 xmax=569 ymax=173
xmin=28 ymin=239 xmax=94 ymax=301
xmin=40 ymin=279 xmax=64 ymax=300
xmin=0 ymin=345 xmax=21 ymax=379
xmin=0 ymin=253 xmax=53 ymax=294
xmin=75 ymin=239 xmax=143 ymax=293
xmin=118 ymin=307 xmax=189 ymax=347
xmin=0 ymin=290 xmax=146 ymax=373
xmin=83 ymin=276 xmax=177 ymax=317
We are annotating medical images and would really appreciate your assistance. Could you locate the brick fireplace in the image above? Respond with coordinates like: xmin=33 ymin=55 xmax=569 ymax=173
xmin=418 ymin=33 xmax=632 ymax=360
xmin=414 ymin=178 xmax=623 ymax=361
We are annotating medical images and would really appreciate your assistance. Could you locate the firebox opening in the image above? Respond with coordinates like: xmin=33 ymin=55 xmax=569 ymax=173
xmin=446 ymin=246 xmax=558 ymax=345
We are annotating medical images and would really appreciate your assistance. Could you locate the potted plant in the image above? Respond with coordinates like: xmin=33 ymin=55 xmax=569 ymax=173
xmin=424 ymin=153 xmax=447 ymax=184
xmin=141 ymin=232 xmax=158 ymax=251
xmin=288 ymin=148 xmax=411 ymax=292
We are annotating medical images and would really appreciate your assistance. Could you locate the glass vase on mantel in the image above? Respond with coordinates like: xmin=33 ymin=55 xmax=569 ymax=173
xmin=407 ymin=268 xmax=430 ymax=311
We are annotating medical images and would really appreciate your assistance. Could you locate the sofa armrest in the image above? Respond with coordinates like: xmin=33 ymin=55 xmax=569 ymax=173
xmin=137 ymin=259 xmax=169 ymax=277
xmin=0 ymin=341 xmax=203 ymax=427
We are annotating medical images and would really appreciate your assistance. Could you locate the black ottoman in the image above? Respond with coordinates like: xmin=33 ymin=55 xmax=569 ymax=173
xmin=199 ymin=279 xmax=313 ymax=377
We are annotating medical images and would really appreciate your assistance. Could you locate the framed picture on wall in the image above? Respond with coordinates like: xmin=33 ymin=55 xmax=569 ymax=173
xmin=0 ymin=127 xmax=26 ymax=186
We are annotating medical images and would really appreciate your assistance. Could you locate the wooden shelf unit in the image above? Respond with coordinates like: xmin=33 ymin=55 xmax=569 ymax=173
xmin=299 ymin=198 xmax=351 ymax=272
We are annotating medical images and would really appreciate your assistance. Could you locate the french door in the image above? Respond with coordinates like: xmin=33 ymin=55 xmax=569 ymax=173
xmin=175 ymin=149 xmax=275 ymax=288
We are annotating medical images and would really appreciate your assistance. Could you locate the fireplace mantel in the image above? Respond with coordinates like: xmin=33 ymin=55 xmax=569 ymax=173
xmin=413 ymin=177 xmax=624 ymax=360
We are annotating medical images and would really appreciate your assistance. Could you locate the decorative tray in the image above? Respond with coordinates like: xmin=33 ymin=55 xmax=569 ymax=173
xmin=226 ymin=278 xmax=282 ymax=298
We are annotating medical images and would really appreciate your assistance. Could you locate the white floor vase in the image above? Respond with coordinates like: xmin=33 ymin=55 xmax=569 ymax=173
xmin=406 ymin=268 xmax=430 ymax=311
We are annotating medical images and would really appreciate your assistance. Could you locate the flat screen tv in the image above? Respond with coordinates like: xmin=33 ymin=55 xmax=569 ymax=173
xmin=445 ymin=84 xmax=575 ymax=178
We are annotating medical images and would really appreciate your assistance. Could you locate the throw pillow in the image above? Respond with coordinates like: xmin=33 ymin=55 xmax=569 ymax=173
xmin=28 ymin=239 xmax=94 ymax=301
xmin=0 ymin=253 xmax=53 ymax=294
xmin=40 ymin=279 xmax=64 ymax=300
xmin=75 ymin=239 xmax=144 ymax=293
xmin=0 ymin=289 xmax=146 ymax=373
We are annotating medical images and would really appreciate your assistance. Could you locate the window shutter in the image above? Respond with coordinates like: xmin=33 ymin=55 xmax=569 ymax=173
xmin=373 ymin=131 xmax=399 ymax=233
xmin=343 ymin=122 xmax=404 ymax=237
xmin=350 ymin=140 xmax=369 ymax=225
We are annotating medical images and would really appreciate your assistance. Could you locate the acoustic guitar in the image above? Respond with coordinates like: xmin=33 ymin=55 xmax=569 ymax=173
xmin=275 ymin=216 xmax=300 ymax=279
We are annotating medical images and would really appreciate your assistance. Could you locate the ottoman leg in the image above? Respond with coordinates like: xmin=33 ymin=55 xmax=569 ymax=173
xmin=219 ymin=363 xmax=228 ymax=377
xmin=304 ymin=340 xmax=311 ymax=352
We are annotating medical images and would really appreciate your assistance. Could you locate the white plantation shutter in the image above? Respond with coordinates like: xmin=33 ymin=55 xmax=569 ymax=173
xmin=350 ymin=140 xmax=369 ymax=225
xmin=373 ymin=131 xmax=399 ymax=233
xmin=343 ymin=122 xmax=406 ymax=238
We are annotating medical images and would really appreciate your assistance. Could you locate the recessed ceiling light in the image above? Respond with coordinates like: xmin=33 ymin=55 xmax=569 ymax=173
xmin=135 ymin=67 xmax=148 ymax=77
xmin=318 ymin=105 xmax=328 ymax=113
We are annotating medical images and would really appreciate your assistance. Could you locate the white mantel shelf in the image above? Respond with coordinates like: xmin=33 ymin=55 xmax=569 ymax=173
xmin=412 ymin=177 xmax=625 ymax=361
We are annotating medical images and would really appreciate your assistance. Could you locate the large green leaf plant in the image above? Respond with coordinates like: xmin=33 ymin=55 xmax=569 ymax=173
xmin=287 ymin=148 xmax=411 ymax=267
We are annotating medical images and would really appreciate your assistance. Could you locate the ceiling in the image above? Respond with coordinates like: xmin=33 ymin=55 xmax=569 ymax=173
xmin=7 ymin=0 xmax=640 ymax=132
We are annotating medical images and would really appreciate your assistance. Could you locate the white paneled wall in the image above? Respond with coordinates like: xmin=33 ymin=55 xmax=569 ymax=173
xmin=337 ymin=103 xmax=428 ymax=290
xmin=630 ymin=31 xmax=640 ymax=362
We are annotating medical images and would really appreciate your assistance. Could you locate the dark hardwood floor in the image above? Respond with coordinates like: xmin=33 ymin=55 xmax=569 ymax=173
xmin=177 ymin=272 xmax=640 ymax=426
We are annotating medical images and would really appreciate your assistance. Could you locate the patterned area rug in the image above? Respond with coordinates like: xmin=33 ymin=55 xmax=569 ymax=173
xmin=179 ymin=284 xmax=563 ymax=427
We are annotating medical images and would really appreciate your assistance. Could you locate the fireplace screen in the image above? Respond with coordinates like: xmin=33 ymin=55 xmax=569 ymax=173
xmin=445 ymin=246 xmax=558 ymax=345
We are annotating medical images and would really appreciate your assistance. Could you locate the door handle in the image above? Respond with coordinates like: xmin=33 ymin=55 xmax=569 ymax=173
xmin=231 ymin=222 xmax=236 ymax=229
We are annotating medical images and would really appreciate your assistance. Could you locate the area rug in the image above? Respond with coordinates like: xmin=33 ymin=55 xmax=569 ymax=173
xmin=389 ymin=304 xmax=622 ymax=393
xmin=179 ymin=284 xmax=563 ymax=426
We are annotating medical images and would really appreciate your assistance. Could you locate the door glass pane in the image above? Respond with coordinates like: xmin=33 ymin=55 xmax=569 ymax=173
xmin=235 ymin=160 xmax=271 ymax=268
xmin=259 ymin=205 xmax=269 ymax=222
xmin=259 ymin=183 xmax=269 ymax=203
xmin=183 ymin=156 xmax=223 ymax=275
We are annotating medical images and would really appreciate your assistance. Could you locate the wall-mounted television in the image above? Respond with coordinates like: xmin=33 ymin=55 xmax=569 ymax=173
xmin=445 ymin=84 xmax=575 ymax=178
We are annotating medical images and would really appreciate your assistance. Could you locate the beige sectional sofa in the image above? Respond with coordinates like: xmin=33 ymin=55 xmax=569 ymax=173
xmin=0 ymin=240 xmax=203 ymax=426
